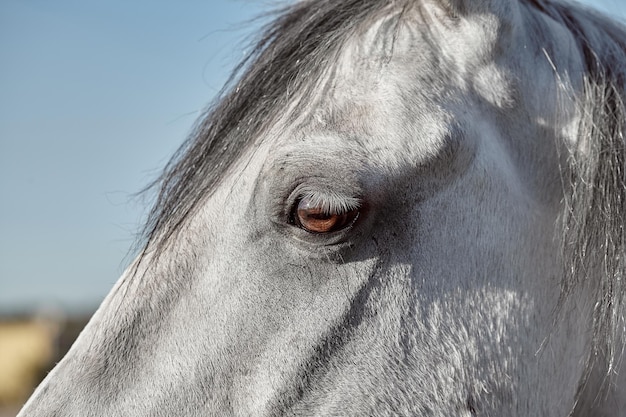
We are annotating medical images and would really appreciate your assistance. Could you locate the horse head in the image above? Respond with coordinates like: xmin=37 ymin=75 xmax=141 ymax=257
xmin=18 ymin=0 xmax=626 ymax=415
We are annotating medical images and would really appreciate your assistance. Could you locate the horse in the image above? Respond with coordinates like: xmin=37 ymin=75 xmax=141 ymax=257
xmin=17 ymin=0 xmax=626 ymax=415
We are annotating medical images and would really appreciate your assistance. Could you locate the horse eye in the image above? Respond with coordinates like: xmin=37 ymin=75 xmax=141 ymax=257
xmin=293 ymin=196 xmax=359 ymax=234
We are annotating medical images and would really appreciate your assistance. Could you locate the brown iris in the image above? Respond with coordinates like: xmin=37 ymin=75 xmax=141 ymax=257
xmin=295 ymin=196 xmax=359 ymax=234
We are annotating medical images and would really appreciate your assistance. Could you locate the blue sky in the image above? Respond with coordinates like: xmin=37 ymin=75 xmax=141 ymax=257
xmin=1 ymin=0 xmax=625 ymax=313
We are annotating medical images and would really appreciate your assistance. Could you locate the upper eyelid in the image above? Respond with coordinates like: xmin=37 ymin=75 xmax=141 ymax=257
xmin=294 ymin=190 xmax=362 ymax=214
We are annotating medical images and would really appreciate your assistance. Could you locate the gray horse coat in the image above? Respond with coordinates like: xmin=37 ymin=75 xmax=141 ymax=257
xmin=18 ymin=0 xmax=626 ymax=416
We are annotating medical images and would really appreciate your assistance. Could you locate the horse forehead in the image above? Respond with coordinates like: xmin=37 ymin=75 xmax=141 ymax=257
xmin=262 ymin=6 xmax=558 ymax=175
xmin=284 ymin=18 xmax=517 ymax=157
xmin=276 ymin=96 xmax=452 ymax=174
xmin=279 ymin=64 xmax=451 ymax=166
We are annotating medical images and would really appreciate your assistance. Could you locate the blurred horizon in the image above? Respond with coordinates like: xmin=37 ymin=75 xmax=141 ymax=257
xmin=1 ymin=0 xmax=626 ymax=316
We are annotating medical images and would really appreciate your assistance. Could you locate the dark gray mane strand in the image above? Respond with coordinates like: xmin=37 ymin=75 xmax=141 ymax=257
xmin=139 ymin=0 xmax=406 ymax=255
xmin=528 ymin=0 xmax=626 ymax=396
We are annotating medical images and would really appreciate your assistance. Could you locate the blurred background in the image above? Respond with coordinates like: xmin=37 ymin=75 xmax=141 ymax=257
xmin=0 ymin=0 xmax=624 ymax=415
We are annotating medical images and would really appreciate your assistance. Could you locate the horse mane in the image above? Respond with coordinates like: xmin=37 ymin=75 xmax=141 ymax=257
xmin=526 ymin=0 xmax=626 ymax=384
xmin=140 ymin=0 xmax=625 ymax=380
